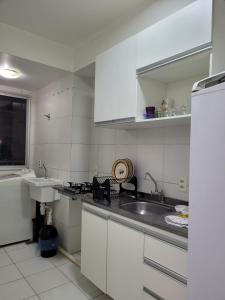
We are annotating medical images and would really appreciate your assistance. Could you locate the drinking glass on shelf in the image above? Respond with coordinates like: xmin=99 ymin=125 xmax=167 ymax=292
xmin=180 ymin=105 xmax=187 ymax=115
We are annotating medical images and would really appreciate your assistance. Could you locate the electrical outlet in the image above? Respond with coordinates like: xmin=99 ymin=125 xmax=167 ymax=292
xmin=179 ymin=177 xmax=187 ymax=192
xmin=38 ymin=160 xmax=42 ymax=168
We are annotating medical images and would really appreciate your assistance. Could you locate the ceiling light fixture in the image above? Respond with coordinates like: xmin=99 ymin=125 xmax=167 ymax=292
xmin=0 ymin=68 xmax=21 ymax=79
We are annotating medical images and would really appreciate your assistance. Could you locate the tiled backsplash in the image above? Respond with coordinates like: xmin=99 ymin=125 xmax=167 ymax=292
xmin=89 ymin=125 xmax=190 ymax=202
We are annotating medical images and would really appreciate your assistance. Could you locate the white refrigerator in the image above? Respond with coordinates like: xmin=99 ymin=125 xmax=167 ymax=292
xmin=188 ymin=72 xmax=225 ymax=300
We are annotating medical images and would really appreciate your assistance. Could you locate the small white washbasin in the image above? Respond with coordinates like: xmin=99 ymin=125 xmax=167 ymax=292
xmin=24 ymin=177 xmax=61 ymax=187
xmin=24 ymin=177 xmax=62 ymax=203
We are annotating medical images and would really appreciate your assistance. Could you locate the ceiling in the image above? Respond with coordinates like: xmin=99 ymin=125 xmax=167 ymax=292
xmin=0 ymin=0 xmax=146 ymax=46
xmin=0 ymin=53 xmax=69 ymax=91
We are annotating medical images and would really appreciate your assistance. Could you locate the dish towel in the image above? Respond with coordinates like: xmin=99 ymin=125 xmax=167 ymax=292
xmin=165 ymin=215 xmax=188 ymax=228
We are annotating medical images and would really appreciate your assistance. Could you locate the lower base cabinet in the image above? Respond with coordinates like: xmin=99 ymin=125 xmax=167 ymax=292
xmin=81 ymin=205 xmax=187 ymax=300
xmin=143 ymin=263 xmax=187 ymax=300
xmin=107 ymin=219 xmax=144 ymax=300
xmin=81 ymin=208 xmax=108 ymax=292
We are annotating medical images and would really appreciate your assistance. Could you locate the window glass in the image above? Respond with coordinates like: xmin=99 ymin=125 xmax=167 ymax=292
xmin=0 ymin=95 xmax=27 ymax=166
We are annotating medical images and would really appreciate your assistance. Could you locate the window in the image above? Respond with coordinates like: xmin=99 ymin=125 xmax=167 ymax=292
xmin=0 ymin=94 xmax=27 ymax=166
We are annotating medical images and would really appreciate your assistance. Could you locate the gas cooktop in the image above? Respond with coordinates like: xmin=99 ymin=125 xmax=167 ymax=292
xmin=62 ymin=182 xmax=93 ymax=195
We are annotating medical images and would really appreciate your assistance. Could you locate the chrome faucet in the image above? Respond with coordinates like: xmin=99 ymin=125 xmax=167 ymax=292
xmin=42 ymin=163 xmax=48 ymax=178
xmin=144 ymin=172 xmax=165 ymax=203
xmin=144 ymin=172 xmax=159 ymax=193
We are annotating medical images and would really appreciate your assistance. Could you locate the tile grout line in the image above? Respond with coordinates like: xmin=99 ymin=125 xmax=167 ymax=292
xmin=55 ymin=262 xmax=97 ymax=300
xmin=13 ymin=257 xmax=40 ymax=299
xmin=1 ymin=244 xmax=104 ymax=300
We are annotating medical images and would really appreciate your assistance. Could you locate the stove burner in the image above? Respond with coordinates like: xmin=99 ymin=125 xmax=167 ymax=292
xmin=63 ymin=182 xmax=93 ymax=195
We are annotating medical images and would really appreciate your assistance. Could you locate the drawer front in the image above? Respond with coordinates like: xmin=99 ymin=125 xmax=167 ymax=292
xmin=143 ymin=263 xmax=187 ymax=300
xmin=144 ymin=234 xmax=187 ymax=277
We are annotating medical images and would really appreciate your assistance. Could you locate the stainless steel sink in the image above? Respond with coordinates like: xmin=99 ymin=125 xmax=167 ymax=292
xmin=119 ymin=201 xmax=173 ymax=216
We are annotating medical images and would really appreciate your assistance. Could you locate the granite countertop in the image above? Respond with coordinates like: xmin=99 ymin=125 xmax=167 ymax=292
xmin=54 ymin=186 xmax=188 ymax=238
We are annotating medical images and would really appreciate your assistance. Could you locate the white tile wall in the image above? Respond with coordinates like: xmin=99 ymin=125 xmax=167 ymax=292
xmin=30 ymin=74 xmax=93 ymax=181
xmin=89 ymin=125 xmax=190 ymax=201
xmin=30 ymin=74 xmax=93 ymax=254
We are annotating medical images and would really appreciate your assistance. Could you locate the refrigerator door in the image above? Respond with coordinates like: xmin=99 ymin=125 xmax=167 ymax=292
xmin=188 ymin=81 xmax=225 ymax=300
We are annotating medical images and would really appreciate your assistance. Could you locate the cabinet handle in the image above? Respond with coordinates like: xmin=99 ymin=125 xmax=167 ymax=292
xmin=95 ymin=117 xmax=135 ymax=127
xmin=145 ymin=229 xmax=187 ymax=250
xmin=110 ymin=215 xmax=144 ymax=233
xmin=143 ymin=286 xmax=165 ymax=300
xmin=137 ymin=43 xmax=212 ymax=75
xmin=83 ymin=206 xmax=109 ymax=220
xmin=144 ymin=257 xmax=187 ymax=285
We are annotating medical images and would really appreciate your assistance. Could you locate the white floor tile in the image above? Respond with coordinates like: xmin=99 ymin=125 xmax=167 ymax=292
xmin=4 ymin=242 xmax=28 ymax=253
xmin=74 ymin=276 xmax=102 ymax=298
xmin=39 ymin=282 xmax=89 ymax=300
xmin=8 ymin=244 xmax=39 ymax=263
xmin=16 ymin=256 xmax=54 ymax=277
xmin=26 ymin=297 xmax=40 ymax=300
xmin=0 ymin=251 xmax=12 ymax=267
xmin=26 ymin=268 xmax=68 ymax=294
xmin=49 ymin=253 xmax=69 ymax=267
xmin=58 ymin=262 xmax=82 ymax=283
xmin=0 ymin=264 xmax=22 ymax=285
xmin=0 ymin=278 xmax=35 ymax=300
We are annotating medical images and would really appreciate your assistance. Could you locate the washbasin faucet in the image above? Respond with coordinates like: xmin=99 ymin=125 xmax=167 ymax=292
xmin=42 ymin=163 xmax=48 ymax=179
xmin=144 ymin=172 xmax=165 ymax=203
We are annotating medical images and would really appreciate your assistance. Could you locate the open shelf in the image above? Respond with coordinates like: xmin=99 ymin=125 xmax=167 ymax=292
xmin=99 ymin=114 xmax=191 ymax=129
xmin=136 ymin=50 xmax=210 ymax=123
xmin=134 ymin=114 xmax=191 ymax=128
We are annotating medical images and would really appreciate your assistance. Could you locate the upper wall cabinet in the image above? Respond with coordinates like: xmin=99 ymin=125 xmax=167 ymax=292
xmin=137 ymin=0 xmax=213 ymax=71
xmin=94 ymin=36 xmax=137 ymax=124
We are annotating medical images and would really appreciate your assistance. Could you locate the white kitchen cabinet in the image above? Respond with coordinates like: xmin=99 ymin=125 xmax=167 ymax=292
xmin=107 ymin=219 xmax=144 ymax=300
xmin=144 ymin=234 xmax=187 ymax=278
xmin=94 ymin=35 xmax=137 ymax=123
xmin=143 ymin=263 xmax=187 ymax=300
xmin=81 ymin=207 xmax=108 ymax=292
xmin=137 ymin=0 xmax=213 ymax=70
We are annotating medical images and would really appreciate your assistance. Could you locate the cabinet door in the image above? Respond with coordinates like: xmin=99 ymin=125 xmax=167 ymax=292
xmin=107 ymin=219 xmax=144 ymax=300
xmin=94 ymin=36 xmax=137 ymax=123
xmin=81 ymin=209 xmax=107 ymax=292
xmin=137 ymin=0 xmax=212 ymax=70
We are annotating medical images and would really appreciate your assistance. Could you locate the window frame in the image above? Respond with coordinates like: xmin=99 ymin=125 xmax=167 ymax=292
xmin=0 ymin=91 xmax=31 ymax=170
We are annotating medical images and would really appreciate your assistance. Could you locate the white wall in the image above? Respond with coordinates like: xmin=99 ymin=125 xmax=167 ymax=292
xmin=73 ymin=0 xmax=195 ymax=71
xmin=0 ymin=22 xmax=74 ymax=71
xmin=30 ymin=74 xmax=93 ymax=182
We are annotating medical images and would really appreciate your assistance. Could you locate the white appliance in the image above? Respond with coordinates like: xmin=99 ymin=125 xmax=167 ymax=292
xmin=0 ymin=169 xmax=35 ymax=246
xmin=188 ymin=72 xmax=225 ymax=300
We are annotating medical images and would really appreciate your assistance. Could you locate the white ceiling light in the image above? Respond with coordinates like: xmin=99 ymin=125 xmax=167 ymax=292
xmin=0 ymin=68 xmax=21 ymax=79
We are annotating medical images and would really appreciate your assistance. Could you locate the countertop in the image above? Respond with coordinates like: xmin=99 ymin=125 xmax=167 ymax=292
xmin=54 ymin=186 xmax=188 ymax=238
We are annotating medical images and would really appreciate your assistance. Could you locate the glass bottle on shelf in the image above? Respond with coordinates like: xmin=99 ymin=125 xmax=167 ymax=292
xmin=161 ymin=98 xmax=169 ymax=117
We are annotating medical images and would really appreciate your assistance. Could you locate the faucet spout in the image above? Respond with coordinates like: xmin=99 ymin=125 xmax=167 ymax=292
xmin=144 ymin=171 xmax=165 ymax=203
xmin=42 ymin=163 xmax=47 ymax=179
xmin=144 ymin=172 xmax=159 ymax=193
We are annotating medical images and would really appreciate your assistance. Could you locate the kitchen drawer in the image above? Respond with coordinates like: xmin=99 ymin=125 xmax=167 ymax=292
xmin=144 ymin=234 xmax=187 ymax=277
xmin=143 ymin=263 xmax=187 ymax=300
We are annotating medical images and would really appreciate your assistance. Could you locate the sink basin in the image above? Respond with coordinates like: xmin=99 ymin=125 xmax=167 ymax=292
xmin=119 ymin=201 xmax=173 ymax=216
xmin=24 ymin=177 xmax=62 ymax=187
xmin=24 ymin=177 xmax=62 ymax=203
